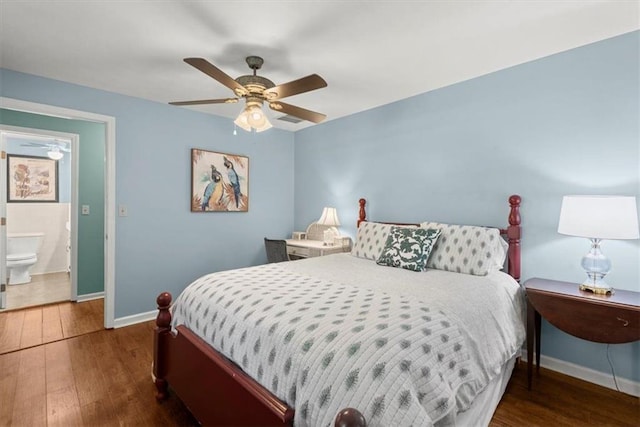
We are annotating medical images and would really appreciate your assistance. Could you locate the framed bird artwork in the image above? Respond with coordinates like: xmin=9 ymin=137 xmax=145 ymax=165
xmin=191 ymin=149 xmax=249 ymax=212
xmin=7 ymin=154 xmax=59 ymax=203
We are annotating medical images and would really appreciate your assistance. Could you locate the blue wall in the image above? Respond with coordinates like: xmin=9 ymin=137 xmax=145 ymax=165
xmin=0 ymin=69 xmax=296 ymax=318
xmin=294 ymin=32 xmax=640 ymax=382
xmin=1 ymin=31 xmax=637 ymax=384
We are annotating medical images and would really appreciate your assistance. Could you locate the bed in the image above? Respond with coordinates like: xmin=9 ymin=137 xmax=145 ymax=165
xmin=153 ymin=195 xmax=523 ymax=426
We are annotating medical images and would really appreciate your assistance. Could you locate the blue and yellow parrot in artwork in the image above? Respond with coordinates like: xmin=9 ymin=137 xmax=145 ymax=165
xmin=201 ymin=165 xmax=224 ymax=211
xmin=223 ymin=156 xmax=241 ymax=208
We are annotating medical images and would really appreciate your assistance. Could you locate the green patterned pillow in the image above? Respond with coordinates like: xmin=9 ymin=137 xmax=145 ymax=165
xmin=376 ymin=227 xmax=441 ymax=272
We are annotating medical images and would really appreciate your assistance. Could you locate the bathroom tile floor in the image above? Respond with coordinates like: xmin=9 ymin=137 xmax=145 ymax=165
xmin=1 ymin=272 xmax=70 ymax=311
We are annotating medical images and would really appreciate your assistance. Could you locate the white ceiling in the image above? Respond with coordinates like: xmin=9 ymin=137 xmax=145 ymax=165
xmin=1 ymin=1 xmax=638 ymax=132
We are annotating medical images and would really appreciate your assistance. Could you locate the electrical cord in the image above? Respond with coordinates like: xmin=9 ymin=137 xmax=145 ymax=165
xmin=606 ymin=344 xmax=621 ymax=392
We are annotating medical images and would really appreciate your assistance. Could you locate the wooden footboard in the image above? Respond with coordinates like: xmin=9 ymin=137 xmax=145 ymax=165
xmin=154 ymin=292 xmax=366 ymax=426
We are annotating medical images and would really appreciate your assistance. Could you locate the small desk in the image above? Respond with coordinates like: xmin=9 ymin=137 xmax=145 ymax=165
xmin=285 ymin=239 xmax=350 ymax=259
xmin=524 ymin=278 xmax=640 ymax=390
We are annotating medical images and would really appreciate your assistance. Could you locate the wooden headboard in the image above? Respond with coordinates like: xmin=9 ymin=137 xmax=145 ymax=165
xmin=356 ymin=195 xmax=522 ymax=282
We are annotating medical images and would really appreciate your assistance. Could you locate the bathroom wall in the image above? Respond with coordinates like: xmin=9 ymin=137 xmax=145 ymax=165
xmin=7 ymin=204 xmax=69 ymax=274
xmin=6 ymin=137 xmax=70 ymax=274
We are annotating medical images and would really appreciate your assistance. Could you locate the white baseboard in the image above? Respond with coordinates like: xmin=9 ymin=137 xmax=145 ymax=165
xmin=522 ymin=350 xmax=640 ymax=397
xmin=114 ymin=309 xmax=157 ymax=329
xmin=76 ymin=292 xmax=104 ymax=302
xmin=32 ymin=270 xmax=69 ymax=276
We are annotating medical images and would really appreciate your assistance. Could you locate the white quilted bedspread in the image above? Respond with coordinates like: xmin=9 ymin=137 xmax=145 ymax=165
xmin=171 ymin=254 xmax=525 ymax=426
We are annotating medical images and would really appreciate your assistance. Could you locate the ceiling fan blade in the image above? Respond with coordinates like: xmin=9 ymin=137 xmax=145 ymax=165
xmin=263 ymin=74 xmax=327 ymax=100
xmin=184 ymin=58 xmax=248 ymax=96
xmin=269 ymin=101 xmax=326 ymax=124
xmin=21 ymin=142 xmax=65 ymax=149
xmin=169 ymin=98 xmax=239 ymax=106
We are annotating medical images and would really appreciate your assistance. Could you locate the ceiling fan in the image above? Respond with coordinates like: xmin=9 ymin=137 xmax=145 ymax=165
xmin=20 ymin=141 xmax=70 ymax=160
xmin=170 ymin=56 xmax=327 ymax=132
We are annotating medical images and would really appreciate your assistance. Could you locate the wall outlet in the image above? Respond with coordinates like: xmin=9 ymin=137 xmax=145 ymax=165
xmin=81 ymin=205 xmax=90 ymax=215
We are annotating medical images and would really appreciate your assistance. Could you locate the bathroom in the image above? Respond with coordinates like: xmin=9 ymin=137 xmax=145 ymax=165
xmin=1 ymin=130 xmax=72 ymax=311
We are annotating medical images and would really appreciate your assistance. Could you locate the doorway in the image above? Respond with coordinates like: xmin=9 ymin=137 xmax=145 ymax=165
xmin=0 ymin=127 xmax=78 ymax=311
xmin=0 ymin=97 xmax=116 ymax=328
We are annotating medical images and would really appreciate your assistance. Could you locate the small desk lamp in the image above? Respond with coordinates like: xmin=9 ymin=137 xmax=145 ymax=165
xmin=318 ymin=207 xmax=341 ymax=246
xmin=558 ymin=195 xmax=639 ymax=295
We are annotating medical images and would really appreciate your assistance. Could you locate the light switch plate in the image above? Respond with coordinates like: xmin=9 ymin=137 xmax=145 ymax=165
xmin=81 ymin=205 xmax=90 ymax=215
xmin=119 ymin=205 xmax=128 ymax=217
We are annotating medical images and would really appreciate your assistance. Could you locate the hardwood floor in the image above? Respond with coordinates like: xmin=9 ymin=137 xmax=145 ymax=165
xmin=493 ymin=364 xmax=639 ymax=426
xmin=1 ymin=301 xmax=638 ymax=426
xmin=0 ymin=299 xmax=103 ymax=355
xmin=1 ymin=318 xmax=197 ymax=426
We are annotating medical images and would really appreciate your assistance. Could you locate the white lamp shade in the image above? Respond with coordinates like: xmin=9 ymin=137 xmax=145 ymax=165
xmin=254 ymin=118 xmax=273 ymax=133
xmin=234 ymin=110 xmax=251 ymax=132
xmin=247 ymin=106 xmax=267 ymax=128
xmin=558 ymin=195 xmax=639 ymax=240
xmin=318 ymin=207 xmax=341 ymax=227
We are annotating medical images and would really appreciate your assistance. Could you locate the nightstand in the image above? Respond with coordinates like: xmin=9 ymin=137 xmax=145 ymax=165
xmin=285 ymin=239 xmax=351 ymax=259
xmin=524 ymin=278 xmax=640 ymax=389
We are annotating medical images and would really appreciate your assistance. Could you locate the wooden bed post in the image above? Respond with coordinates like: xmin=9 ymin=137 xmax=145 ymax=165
xmin=334 ymin=407 xmax=367 ymax=427
xmin=506 ymin=195 xmax=522 ymax=283
xmin=154 ymin=291 xmax=172 ymax=401
xmin=357 ymin=198 xmax=367 ymax=227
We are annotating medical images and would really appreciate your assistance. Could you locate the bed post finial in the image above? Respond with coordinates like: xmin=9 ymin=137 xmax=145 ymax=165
xmin=154 ymin=292 xmax=172 ymax=401
xmin=156 ymin=292 xmax=172 ymax=328
xmin=335 ymin=407 xmax=367 ymax=427
xmin=507 ymin=195 xmax=522 ymax=283
xmin=358 ymin=198 xmax=367 ymax=227
xmin=509 ymin=195 xmax=521 ymax=226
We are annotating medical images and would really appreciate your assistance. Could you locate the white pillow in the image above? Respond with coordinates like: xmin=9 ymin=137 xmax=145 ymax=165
xmin=351 ymin=222 xmax=417 ymax=260
xmin=420 ymin=222 xmax=508 ymax=276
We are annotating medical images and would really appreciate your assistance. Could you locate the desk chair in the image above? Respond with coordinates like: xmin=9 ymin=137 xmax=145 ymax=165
xmin=264 ymin=238 xmax=290 ymax=263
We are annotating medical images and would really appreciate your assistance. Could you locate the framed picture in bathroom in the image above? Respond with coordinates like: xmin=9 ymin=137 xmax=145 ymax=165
xmin=7 ymin=154 xmax=59 ymax=203
xmin=191 ymin=149 xmax=249 ymax=212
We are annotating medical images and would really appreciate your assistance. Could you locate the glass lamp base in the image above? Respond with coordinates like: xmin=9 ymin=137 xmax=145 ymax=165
xmin=579 ymin=238 xmax=614 ymax=295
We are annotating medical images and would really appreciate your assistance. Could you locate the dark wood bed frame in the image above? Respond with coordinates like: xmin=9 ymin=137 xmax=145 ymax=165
xmin=154 ymin=195 xmax=522 ymax=426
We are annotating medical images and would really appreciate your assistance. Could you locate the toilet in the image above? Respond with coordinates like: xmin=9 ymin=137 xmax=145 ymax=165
xmin=7 ymin=232 xmax=44 ymax=285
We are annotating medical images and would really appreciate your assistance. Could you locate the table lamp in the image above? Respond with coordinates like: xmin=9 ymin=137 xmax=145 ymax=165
xmin=558 ymin=195 xmax=639 ymax=295
xmin=318 ymin=207 xmax=341 ymax=246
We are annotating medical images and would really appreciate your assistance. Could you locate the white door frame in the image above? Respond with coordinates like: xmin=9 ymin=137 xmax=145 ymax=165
xmin=0 ymin=135 xmax=6 ymax=309
xmin=0 ymin=97 xmax=116 ymax=328
xmin=0 ymin=126 xmax=79 ymax=302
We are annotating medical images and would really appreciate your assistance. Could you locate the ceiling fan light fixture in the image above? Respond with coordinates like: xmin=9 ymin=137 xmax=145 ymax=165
xmin=247 ymin=105 xmax=267 ymax=128
xmin=254 ymin=119 xmax=273 ymax=133
xmin=234 ymin=103 xmax=272 ymax=133
xmin=47 ymin=147 xmax=64 ymax=160
xmin=234 ymin=110 xmax=252 ymax=132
